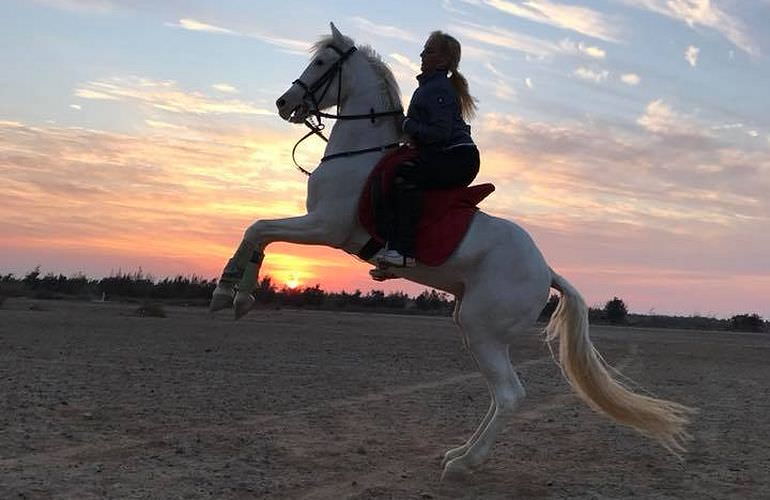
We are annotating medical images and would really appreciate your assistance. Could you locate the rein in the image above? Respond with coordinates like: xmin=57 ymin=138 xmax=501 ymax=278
xmin=290 ymin=44 xmax=403 ymax=176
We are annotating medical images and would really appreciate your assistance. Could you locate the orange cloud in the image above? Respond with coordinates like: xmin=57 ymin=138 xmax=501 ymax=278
xmin=75 ymin=77 xmax=272 ymax=116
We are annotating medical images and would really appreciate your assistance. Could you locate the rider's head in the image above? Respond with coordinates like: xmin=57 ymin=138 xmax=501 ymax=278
xmin=420 ymin=31 xmax=477 ymax=120
xmin=420 ymin=31 xmax=462 ymax=74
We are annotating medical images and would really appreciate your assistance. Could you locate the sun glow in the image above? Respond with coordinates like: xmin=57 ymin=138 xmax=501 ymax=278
xmin=285 ymin=276 xmax=301 ymax=289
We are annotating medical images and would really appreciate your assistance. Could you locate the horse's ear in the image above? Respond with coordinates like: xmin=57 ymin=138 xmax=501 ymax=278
xmin=330 ymin=22 xmax=343 ymax=41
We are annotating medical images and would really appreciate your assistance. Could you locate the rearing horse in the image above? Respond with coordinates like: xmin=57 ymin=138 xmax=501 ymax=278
xmin=210 ymin=23 xmax=692 ymax=478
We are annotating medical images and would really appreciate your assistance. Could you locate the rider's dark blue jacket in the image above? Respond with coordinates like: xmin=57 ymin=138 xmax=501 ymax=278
xmin=402 ymin=70 xmax=474 ymax=154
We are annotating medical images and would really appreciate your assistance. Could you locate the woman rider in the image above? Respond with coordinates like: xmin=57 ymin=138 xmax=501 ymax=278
xmin=378 ymin=30 xmax=479 ymax=268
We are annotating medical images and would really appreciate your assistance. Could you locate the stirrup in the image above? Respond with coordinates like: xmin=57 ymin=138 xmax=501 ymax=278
xmin=377 ymin=249 xmax=416 ymax=268
xmin=369 ymin=267 xmax=399 ymax=281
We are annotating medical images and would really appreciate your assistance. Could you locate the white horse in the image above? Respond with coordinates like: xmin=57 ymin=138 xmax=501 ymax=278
xmin=210 ymin=23 xmax=692 ymax=478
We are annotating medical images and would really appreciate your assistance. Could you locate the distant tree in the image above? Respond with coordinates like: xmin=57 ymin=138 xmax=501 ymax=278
xmin=253 ymin=276 xmax=278 ymax=304
xmin=588 ymin=307 xmax=604 ymax=323
xmin=363 ymin=289 xmax=385 ymax=307
xmin=605 ymin=297 xmax=628 ymax=324
xmin=383 ymin=291 xmax=409 ymax=309
xmin=415 ymin=289 xmax=452 ymax=312
xmin=23 ymin=266 xmax=41 ymax=289
xmin=730 ymin=313 xmax=765 ymax=333
xmin=301 ymin=284 xmax=325 ymax=307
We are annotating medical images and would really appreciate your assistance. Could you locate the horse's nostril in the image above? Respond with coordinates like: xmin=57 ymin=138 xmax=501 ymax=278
xmin=276 ymin=98 xmax=286 ymax=108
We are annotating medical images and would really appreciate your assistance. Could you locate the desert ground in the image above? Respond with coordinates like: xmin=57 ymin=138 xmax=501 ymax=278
xmin=1 ymin=298 xmax=768 ymax=499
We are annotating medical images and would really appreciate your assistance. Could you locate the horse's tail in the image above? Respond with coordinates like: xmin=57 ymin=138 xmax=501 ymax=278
xmin=545 ymin=268 xmax=694 ymax=454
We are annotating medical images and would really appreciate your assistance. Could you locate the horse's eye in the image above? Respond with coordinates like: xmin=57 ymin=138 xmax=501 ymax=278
xmin=314 ymin=59 xmax=324 ymax=66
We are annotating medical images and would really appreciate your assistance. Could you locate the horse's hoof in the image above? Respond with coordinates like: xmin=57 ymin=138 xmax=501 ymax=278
xmin=441 ymin=446 xmax=466 ymax=468
xmin=233 ymin=292 xmax=255 ymax=320
xmin=209 ymin=288 xmax=234 ymax=312
xmin=441 ymin=457 xmax=472 ymax=482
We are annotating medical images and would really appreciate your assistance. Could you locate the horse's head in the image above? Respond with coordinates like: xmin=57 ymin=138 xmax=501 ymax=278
xmin=276 ymin=23 xmax=356 ymax=123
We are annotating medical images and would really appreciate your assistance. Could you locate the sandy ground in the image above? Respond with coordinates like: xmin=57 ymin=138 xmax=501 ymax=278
xmin=1 ymin=298 xmax=769 ymax=499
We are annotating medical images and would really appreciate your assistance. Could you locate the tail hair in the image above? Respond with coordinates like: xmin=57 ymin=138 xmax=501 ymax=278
xmin=545 ymin=269 xmax=695 ymax=454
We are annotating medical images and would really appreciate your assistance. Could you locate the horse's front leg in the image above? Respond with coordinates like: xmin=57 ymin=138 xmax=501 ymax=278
xmin=210 ymin=213 xmax=344 ymax=318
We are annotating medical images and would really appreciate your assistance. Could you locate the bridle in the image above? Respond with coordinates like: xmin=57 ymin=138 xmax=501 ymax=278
xmin=290 ymin=44 xmax=404 ymax=176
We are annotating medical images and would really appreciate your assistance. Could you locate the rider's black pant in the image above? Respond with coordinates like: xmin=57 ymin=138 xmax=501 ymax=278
xmin=389 ymin=145 xmax=480 ymax=257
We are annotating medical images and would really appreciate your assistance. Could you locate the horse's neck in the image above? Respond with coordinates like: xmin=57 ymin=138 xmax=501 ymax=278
xmin=324 ymin=68 xmax=400 ymax=158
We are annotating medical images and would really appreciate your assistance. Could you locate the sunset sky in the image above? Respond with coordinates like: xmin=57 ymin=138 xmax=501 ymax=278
xmin=2 ymin=0 xmax=769 ymax=317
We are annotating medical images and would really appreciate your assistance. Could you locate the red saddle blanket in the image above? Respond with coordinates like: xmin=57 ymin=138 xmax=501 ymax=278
xmin=358 ymin=146 xmax=495 ymax=266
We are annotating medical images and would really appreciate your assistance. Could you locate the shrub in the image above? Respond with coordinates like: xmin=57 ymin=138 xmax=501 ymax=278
xmin=605 ymin=297 xmax=628 ymax=325
xmin=730 ymin=313 xmax=765 ymax=333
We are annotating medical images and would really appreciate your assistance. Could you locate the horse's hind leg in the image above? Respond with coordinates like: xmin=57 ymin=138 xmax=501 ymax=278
xmin=441 ymin=295 xmax=500 ymax=467
xmin=441 ymin=359 xmax=495 ymax=467
xmin=443 ymin=337 xmax=525 ymax=479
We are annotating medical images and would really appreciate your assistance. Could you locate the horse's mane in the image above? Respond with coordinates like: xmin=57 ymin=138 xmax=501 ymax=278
xmin=312 ymin=35 xmax=401 ymax=111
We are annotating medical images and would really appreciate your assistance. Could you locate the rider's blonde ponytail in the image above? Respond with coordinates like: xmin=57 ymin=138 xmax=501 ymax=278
xmin=430 ymin=31 xmax=478 ymax=121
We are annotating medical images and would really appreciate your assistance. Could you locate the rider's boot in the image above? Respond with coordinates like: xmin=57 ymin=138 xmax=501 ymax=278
xmin=377 ymin=248 xmax=416 ymax=268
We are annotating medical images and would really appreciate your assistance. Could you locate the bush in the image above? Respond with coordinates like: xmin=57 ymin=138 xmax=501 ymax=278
xmin=730 ymin=313 xmax=765 ymax=333
xmin=135 ymin=302 xmax=167 ymax=318
xmin=605 ymin=297 xmax=628 ymax=324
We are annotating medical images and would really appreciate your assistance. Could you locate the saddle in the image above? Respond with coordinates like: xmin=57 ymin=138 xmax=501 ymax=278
xmin=357 ymin=146 xmax=494 ymax=266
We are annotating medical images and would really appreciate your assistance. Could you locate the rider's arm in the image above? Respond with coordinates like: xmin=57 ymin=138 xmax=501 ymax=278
xmin=402 ymin=87 xmax=454 ymax=145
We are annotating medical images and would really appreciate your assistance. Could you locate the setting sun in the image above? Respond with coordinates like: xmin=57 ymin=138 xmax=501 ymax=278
xmin=285 ymin=276 xmax=301 ymax=289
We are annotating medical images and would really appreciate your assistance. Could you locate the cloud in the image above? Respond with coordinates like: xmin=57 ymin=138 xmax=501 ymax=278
xmin=615 ymin=0 xmax=758 ymax=55
xmin=472 ymin=111 xmax=769 ymax=242
xmin=637 ymin=99 xmax=703 ymax=136
xmin=459 ymin=44 xmax=502 ymax=62
xmin=685 ymin=45 xmax=700 ymax=67
xmin=247 ymin=32 xmax=310 ymax=54
xmin=168 ymin=18 xmax=235 ymax=35
xmin=620 ymin=73 xmax=640 ymax=85
xmin=711 ymin=123 xmax=743 ymax=131
xmin=441 ymin=0 xmax=472 ymax=15
xmin=212 ymin=83 xmax=239 ymax=94
xmin=558 ymin=39 xmax=606 ymax=59
xmin=573 ymin=66 xmax=609 ymax=83
xmin=525 ymin=77 xmax=534 ymax=89
xmin=69 ymin=104 xmax=82 ymax=110
xmin=348 ymin=16 xmax=418 ymax=42
xmin=481 ymin=0 xmax=622 ymax=42
xmin=389 ymin=53 xmax=420 ymax=73
xmin=0 ymin=119 xmax=316 ymax=278
xmin=0 ymin=117 xmax=433 ymax=293
xmin=386 ymin=54 xmax=421 ymax=100
xmin=476 ymin=63 xmax=517 ymax=101
xmin=145 ymin=119 xmax=187 ymax=130
xmin=450 ymin=22 xmax=564 ymax=58
xmin=30 ymin=0 xmax=113 ymax=13
xmin=452 ymin=23 xmax=615 ymax=62
xmin=165 ymin=18 xmax=310 ymax=54
xmin=75 ymin=77 xmax=272 ymax=116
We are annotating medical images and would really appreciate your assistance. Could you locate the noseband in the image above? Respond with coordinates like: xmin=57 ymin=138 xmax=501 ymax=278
xmin=290 ymin=44 xmax=403 ymax=175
